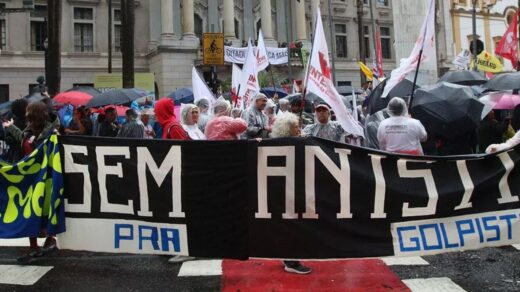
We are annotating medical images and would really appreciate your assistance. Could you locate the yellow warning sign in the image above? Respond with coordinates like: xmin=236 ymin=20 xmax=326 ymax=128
xmin=203 ymin=33 xmax=224 ymax=65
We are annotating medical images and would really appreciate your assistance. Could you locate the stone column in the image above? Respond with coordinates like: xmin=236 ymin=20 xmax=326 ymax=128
xmin=161 ymin=0 xmax=174 ymax=35
xmin=294 ymin=0 xmax=307 ymax=42
xmin=260 ymin=0 xmax=273 ymax=39
xmin=311 ymin=0 xmax=320 ymax=30
xmin=223 ymin=0 xmax=235 ymax=39
xmin=182 ymin=0 xmax=195 ymax=37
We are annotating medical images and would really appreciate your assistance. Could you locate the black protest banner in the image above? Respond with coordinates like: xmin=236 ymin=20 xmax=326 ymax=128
xmin=58 ymin=136 xmax=520 ymax=259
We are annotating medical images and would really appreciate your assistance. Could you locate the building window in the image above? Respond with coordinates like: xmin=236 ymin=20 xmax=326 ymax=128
xmin=113 ymin=9 xmax=121 ymax=52
xmin=0 ymin=85 xmax=8 ymax=103
xmin=380 ymin=26 xmax=392 ymax=59
xmin=234 ymin=18 xmax=239 ymax=39
xmin=338 ymin=81 xmax=352 ymax=86
xmin=364 ymin=26 xmax=371 ymax=59
xmin=377 ymin=0 xmax=389 ymax=7
xmin=0 ymin=19 xmax=5 ymax=51
xmin=335 ymin=24 xmax=347 ymax=58
xmin=30 ymin=5 xmax=47 ymax=51
xmin=194 ymin=13 xmax=203 ymax=40
xmin=73 ymin=7 xmax=94 ymax=52
xmin=0 ymin=3 xmax=7 ymax=50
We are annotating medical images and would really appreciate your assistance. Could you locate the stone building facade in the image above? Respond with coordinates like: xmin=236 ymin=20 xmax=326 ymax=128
xmin=0 ymin=0 xmax=396 ymax=102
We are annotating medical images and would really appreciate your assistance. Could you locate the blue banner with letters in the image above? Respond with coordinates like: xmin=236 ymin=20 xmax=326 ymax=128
xmin=0 ymin=135 xmax=65 ymax=238
xmin=56 ymin=136 xmax=520 ymax=259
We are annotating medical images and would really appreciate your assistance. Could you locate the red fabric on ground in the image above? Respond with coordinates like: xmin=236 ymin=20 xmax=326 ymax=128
xmin=222 ymin=259 xmax=410 ymax=292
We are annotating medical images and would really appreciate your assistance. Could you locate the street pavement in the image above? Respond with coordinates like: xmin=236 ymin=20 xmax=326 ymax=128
xmin=0 ymin=239 xmax=518 ymax=291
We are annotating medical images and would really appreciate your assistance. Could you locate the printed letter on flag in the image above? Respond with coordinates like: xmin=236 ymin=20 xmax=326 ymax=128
xmin=495 ymin=10 xmax=518 ymax=69
xmin=382 ymin=0 xmax=436 ymax=97
xmin=237 ymin=39 xmax=260 ymax=109
xmin=231 ymin=64 xmax=242 ymax=105
xmin=256 ymin=29 xmax=269 ymax=72
xmin=305 ymin=10 xmax=364 ymax=137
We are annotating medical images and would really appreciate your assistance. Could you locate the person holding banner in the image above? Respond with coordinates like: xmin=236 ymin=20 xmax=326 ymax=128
xmin=2 ymin=101 xmax=59 ymax=257
xmin=241 ymin=93 xmax=271 ymax=139
xmin=154 ymin=98 xmax=188 ymax=140
xmin=205 ymin=99 xmax=247 ymax=140
xmin=268 ymin=112 xmax=313 ymax=275
xmin=302 ymin=101 xmax=352 ymax=143
xmin=181 ymin=104 xmax=206 ymax=140
xmin=377 ymin=97 xmax=427 ymax=155
xmin=486 ymin=128 xmax=520 ymax=154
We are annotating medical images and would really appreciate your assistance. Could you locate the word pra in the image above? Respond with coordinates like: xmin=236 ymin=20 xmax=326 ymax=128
xmin=391 ymin=209 xmax=520 ymax=256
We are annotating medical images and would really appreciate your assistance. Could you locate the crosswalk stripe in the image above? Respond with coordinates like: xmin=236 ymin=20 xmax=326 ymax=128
xmin=0 ymin=238 xmax=45 ymax=247
xmin=403 ymin=277 xmax=466 ymax=292
xmin=513 ymin=244 xmax=520 ymax=250
xmin=381 ymin=256 xmax=429 ymax=266
xmin=0 ymin=265 xmax=53 ymax=286
xmin=178 ymin=260 xmax=222 ymax=277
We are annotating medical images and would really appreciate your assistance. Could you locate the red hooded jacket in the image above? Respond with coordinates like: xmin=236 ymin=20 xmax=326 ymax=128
xmin=154 ymin=98 xmax=188 ymax=140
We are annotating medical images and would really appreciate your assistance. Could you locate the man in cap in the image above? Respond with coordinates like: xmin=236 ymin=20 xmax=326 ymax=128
xmin=241 ymin=93 xmax=271 ymax=139
xmin=302 ymin=101 xmax=349 ymax=142
xmin=377 ymin=97 xmax=427 ymax=155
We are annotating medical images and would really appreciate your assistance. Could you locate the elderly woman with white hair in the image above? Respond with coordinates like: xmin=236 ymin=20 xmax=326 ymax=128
xmin=204 ymin=98 xmax=247 ymax=140
xmin=181 ymin=104 xmax=206 ymax=140
xmin=377 ymin=97 xmax=427 ymax=155
xmin=271 ymin=112 xmax=301 ymax=138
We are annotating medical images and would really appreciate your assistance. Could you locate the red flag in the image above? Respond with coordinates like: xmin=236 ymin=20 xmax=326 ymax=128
xmin=375 ymin=26 xmax=384 ymax=77
xmin=495 ymin=10 xmax=518 ymax=69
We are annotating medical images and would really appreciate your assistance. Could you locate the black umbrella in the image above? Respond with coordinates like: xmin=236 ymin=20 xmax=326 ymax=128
xmin=438 ymin=70 xmax=487 ymax=86
xmin=66 ymin=86 xmax=102 ymax=96
xmin=483 ymin=72 xmax=520 ymax=92
xmin=24 ymin=92 xmax=48 ymax=103
xmin=410 ymin=82 xmax=484 ymax=140
xmin=283 ymin=94 xmax=313 ymax=113
xmin=86 ymin=88 xmax=148 ymax=108
xmin=367 ymin=79 xmax=418 ymax=115
xmin=337 ymin=86 xmax=364 ymax=96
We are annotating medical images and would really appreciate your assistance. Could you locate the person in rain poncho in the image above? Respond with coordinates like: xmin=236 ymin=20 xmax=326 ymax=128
xmin=364 ymin=109 xmax=390 ymax=149
xmin=181 ymin=104 xmax=206 ymax=140
xmin=289 ymin=97 xmax=314 ymax=126
xmin=205 ymin=98 xmax=247 ymax=140
xmin=302 ymin=101 xmax=350 ymax=143
xmin=241 ymin=93 xmax=271 ymax=139
xmin=196 ymin=98 xmax=210 ymax=133
xmin=117 ymin=109 xmax=144 ymax=138
xmin=276 ymin=98 xmax=290 ymax=117
xmin=264 ymin=99 xmax=277 ymax=128
xmin=140 ymin=108 xmax=156 ymax=139
xmin=154 ymin=98 xmax=187 ymax=140
xmin=377 ymin=97 xmax=427 ymax=155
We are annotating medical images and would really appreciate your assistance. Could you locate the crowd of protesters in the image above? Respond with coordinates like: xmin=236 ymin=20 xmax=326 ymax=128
xmin=1 ymin=83 xmax=520 ymax=272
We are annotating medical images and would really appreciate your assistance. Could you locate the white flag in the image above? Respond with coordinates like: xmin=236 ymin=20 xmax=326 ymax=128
xmin=192 ymin=67 xmax=215 ymax=112
xmin=237 ymin=39 xmax=260 ymax=109
xmin=256 ymin=29 xmax=269 ymax=72
xmin=305 ymin=10 xmax=364 ymax=137
xmin=382 ymin=0 xmax=436 ymax=98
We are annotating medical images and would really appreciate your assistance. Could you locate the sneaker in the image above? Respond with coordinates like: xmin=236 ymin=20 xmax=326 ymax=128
xmin=42 ymin=237 xmax=57 ymax=252
xmin=284 ymin=261 xmax=312 ymax=274
xmin=168 ymin=255 xmax=195 ymax=263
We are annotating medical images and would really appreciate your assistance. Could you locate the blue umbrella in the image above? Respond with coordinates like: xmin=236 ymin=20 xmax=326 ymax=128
xmin=260 ymin=87 xmax=288 ymax=98
xmin=167 ymin=88 xmax=194 ymax=105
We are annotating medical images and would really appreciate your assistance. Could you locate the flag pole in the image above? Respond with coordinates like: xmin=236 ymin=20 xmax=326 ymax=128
xmin=409 ymin=0 xmax=434 ymax=106
xmin=301 ymin=10 xmax=319 ymax=120
xmin=409 ymin=48 xmax=424 ymax=106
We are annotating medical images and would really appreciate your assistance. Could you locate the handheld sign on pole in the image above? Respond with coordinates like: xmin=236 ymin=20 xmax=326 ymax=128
xmin=203 ymin=33 xmax=224 ymax=65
